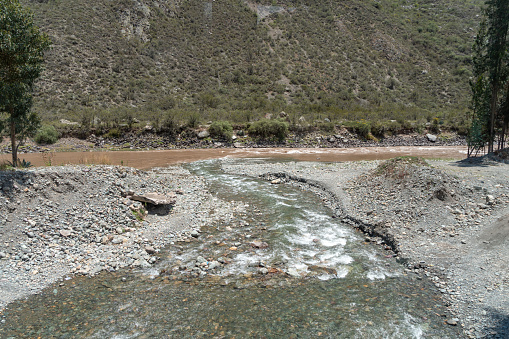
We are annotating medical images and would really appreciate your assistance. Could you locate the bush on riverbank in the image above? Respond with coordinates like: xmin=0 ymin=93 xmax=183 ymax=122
xmin=34 ymin=125 xmax=59 ymax=145
xmin=248 ymin=119 xmax=289 ymax=141
xmin=208 ymin=121 xmax=233 ymax=140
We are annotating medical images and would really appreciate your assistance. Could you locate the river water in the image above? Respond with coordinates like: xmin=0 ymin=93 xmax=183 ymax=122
xmin=0 ymin=145 xmax=467 ymax=169
xmin=0 ymin=157 xmax=463 ymax=338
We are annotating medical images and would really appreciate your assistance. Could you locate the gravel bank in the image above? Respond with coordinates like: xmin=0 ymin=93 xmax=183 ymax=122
xmin=0 ymin=165 xmax=244 ymax=311
xmin=221 ymin=157 xmax=509 ymax=339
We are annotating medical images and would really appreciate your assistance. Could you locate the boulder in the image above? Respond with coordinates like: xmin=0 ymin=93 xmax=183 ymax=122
xmin=426 ymin=133 xmax=437 ymax=142
xmin=197 ymin=130 xmax=210 ymax=139
xmin=127 ymin=192 xmax=176 ymax=206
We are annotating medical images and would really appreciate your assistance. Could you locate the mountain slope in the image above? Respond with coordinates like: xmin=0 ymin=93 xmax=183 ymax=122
xmin=25 ymin=0 xmax=483 ymax=125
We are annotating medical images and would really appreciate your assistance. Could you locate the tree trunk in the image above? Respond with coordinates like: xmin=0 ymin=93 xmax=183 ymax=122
xmin=10 ymin=108 xmax=18 ymax=167
xmin=489 ymin=81 xmax=499 ymax=154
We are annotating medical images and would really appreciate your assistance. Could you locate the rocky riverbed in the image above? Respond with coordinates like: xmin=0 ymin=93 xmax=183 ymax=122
xmin=1 ymin=155 xmax=508 ymax=338
xmin=221 ymin=156 xmax=509 ymax=339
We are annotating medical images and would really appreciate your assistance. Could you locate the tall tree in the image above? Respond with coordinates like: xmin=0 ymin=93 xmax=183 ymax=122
xmin=0 ymin=0 xmax=50 ymax=166
xmin=471 ymin=0 xmax=509 ymax=154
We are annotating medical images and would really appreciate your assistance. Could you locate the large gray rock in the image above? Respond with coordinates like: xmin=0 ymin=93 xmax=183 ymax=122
xmin=197 ymin=130 xmax=210 ymax=139
xmin=426 ymin=133 xmax=437 ymax=142
xmin=127 ymin=192 xmax=176 ymax=206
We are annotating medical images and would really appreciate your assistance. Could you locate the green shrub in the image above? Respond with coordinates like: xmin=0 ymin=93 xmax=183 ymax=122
xmin=104 ymin=128 xmax=121 ymax=138
xmin=34 ymin=125 xmax=59 ymax=144
xmin=371 ymin=121 xmax=386 ymax=138
xmin=248 ymin=119 xmax=288 ymax=141
xmin=386 ymin=120 xmax=402 ymax=135
xmin=397 ymin=119 xmax=414 ymax=132
xmin=159 ymin=112 xmax=180 ymax=137
xmin=209 ymin=121 xmax=233 ymax=140
xmin=429 ymin=117 xmax=441 ymax=134
xmin=318 ymin=121 xmax=335 ymax=133
xmin=350 ymin=120 xmax=371 ymax=139
xmin=187 ymin=113 xmax=200 ymax=128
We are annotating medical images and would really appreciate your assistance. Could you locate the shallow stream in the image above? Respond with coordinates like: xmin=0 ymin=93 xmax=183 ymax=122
xmin=0 ymin=159 xmax=462 ymax=338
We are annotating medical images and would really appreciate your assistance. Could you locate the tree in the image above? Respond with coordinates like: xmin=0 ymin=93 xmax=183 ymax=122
xmin=0 ymin=0 xmax=50 ymax=166
xmin=470 ymin=0 xmax=509 ymax=155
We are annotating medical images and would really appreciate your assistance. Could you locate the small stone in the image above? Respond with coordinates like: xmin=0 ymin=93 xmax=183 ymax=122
xmin=250 ymin=240 xmax=269 ymax=249
xmin=190 ymin=230 xmax=200 ymax=238
xmin=486 ymin=195 xmax=495 ymax=205
xmin=145 ymin=246 xmax=156 ymax=254
xmin=208 ymin=261 xmax=220 ymax=270
xmin=59 ymin=230 xmax=71 ymax=237
xmin=111 ymin=236 xmax=126 ymax=244
xmin=446 ymin=318 xmax=459 ymax=326
xmin=259 ymin=267 xmax=269 ymax=275
xmin=287 ymin=268 xmax=301 ymax=277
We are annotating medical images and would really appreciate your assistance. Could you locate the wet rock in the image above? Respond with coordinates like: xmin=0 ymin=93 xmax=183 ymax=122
xmin=308 ymin=265 xmax=337 ymax=275
xmin=208 ymin=261 xmax=220 ymax=270
xmin=286 ymin=268 xmax=301 ymax=277
xmin=446 ymin=318 xmax=459 ymax=326
xmin=250 ymin=240 xmax=269 ymax=249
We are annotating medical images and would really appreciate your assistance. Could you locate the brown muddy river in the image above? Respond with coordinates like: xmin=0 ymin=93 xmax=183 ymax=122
xmin=1 ymin=146 xmax=468 ymax=169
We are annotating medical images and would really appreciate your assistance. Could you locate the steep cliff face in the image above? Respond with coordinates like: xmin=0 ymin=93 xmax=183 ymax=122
xmin=24 ymin=0 xmax=482 ymax=121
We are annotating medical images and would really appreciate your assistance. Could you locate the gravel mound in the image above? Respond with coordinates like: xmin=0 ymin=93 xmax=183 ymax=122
xmin=0 ymin=165 xmax=243 ymax=311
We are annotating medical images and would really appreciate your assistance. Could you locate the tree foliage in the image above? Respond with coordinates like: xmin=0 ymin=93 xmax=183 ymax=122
xmin=470 ymin=0 xmax=509 ymax=155
xmin=0 ymin=0 xmax=50 ymax=166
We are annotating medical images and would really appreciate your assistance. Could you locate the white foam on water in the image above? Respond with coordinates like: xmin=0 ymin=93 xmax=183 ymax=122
xmin=404 ymin=313 xmax=424 ymax=339
xmin=275 ymin=201 xmax=292 ymax=207
xmin=320 ymin=236 xmax=348 ymax=247
xmin=366 ymin=268 xmax=387 ymax=280
xmin=316 ymin=252 xmax=353 ymax=265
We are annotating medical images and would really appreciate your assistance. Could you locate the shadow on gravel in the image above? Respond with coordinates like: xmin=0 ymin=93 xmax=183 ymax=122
xmin=451 ymin=157 xmax=504 ymax=168
xmin=146 ymin=204 xmax=173 ymax=216
xmin=0 ymin=170 xmax=36 ymax=199
xmin=455 ymin=157 xmax=498 ymax=167
xmin=484 ymin=308 xmax=509 ymax=338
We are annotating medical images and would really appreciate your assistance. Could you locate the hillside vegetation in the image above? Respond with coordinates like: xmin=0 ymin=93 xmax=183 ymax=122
xmin=24 ymin=0 xmax=482 ymax=135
